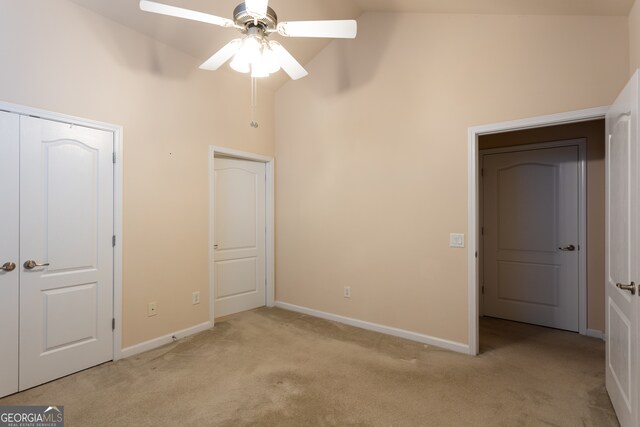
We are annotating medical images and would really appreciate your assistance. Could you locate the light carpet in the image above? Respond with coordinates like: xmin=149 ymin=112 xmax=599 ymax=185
xmin=0 ymin=308 xmax=618 ymax=426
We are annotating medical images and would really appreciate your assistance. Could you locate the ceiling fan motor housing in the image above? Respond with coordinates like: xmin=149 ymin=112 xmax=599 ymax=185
xmin=233 ymin=3 xmax=278 ymax=32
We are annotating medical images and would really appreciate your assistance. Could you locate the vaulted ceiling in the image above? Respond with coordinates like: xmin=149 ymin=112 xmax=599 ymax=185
xmin=69 ymin=0 xmax=634 ymax=87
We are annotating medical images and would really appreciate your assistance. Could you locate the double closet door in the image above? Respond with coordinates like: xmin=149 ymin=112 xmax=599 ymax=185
xmin=0 ymin=111 xmax=114 ymax=397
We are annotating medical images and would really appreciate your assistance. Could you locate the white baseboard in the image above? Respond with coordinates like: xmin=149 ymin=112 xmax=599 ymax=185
xmin=275 ymin=301 xmax=469 ymax=354
xmin=586 ymin=328 xmax=605 ymax=340
xmin=118 ymin=321 xmax=212 ymax=360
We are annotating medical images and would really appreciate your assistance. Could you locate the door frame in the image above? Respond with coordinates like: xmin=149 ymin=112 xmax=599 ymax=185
xmin=0 ymin=100 xmax=124 ymax=361
xmin=208 ymin=146 xmax=275 ymax=323
xmin=467 ymin=106 xmax=608 ymax=355
xmin=479 ymin=139 xmax=587 ymax=333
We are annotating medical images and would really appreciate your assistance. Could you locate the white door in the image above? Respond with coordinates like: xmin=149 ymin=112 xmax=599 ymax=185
xmin=0 ymin=111 xmax=20 ymax=397
xmin=605 ymin=70 xmax=639 ymax=427
xmin=19 ymin=116 xmax=114 ymax=391
xmin=214 ymin=158 xmax=266 ymax=318
xmin=482 ymin=144 xmax=580 ymax=331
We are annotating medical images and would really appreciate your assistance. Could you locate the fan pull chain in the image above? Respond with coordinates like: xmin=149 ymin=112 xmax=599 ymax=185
xmin=250 ymin=77 xmax=259 ymax=128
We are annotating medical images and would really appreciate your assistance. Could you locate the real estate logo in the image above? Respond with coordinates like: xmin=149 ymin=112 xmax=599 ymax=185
xmin=0 ymin=406 xmax=64 ymax=427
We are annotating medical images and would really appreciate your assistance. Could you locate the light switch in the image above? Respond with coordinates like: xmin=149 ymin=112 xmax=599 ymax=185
xmin=449 ymin=233 xmax=465 ymax=248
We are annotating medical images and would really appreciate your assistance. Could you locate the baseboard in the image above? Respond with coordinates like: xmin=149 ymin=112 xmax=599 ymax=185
xmin=586 ymin=328 xmax=605 ymax=340
xmin=118 ymin=321 xmax=212 ymax=359
xmin=274 ymin=301 xmax=469 ymax=354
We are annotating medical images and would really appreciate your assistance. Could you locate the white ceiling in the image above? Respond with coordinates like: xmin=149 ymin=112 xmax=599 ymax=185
xmin=69 ymin=0 xmax=635 ymax=86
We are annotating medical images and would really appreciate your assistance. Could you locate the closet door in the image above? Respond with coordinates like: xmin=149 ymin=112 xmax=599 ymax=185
xmin=19 ymin=116 xmax=114 ymax=391
xmin=0 ymin=111 xmax=19 ymax=398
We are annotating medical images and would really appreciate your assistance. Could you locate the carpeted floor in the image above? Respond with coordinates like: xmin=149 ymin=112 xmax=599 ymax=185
xmin=0 ymin=308 xmax=618 ymax=426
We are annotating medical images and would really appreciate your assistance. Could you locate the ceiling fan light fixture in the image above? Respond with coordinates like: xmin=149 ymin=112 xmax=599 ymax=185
xmin=230 ymin=32 xmax=261 ymax=72
xmin=247 ymin=37 xmax=262 ymax=60
xmin=230 ymin=56 xmax=250 ymax=73
xmin=244 ymin=0 xmax=268 ymax=19
xmin=251 ymin=61 xmax=270 ymax=78
xmin=229 ymin=27 xmax=282 ymax=77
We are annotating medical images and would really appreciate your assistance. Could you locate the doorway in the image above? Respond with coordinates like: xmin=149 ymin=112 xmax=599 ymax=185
xmin=467 ymin=108 xmax=608 ymax=355
xmin=208 ymin=146 xmax=275 ymax=322
xmin=480 ymin=140 xmax=586 ymax=331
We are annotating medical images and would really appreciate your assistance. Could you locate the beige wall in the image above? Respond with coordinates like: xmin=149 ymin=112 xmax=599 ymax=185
xmin=0 ymin=1 xmax=275 ymax=347
xmin=479 ymin=120 xmax=606 ymax=332
xmin=631 ymin=0 xmax=640 ymax=74
xmin=275 ymin=12 xmax=628 ymax=345
xmin=2 ymin=2 xmax=632 ymax=352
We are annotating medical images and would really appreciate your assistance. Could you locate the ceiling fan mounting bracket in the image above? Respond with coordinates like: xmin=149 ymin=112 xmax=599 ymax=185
xmin=233 ymin=3 xmax=278 ymax=33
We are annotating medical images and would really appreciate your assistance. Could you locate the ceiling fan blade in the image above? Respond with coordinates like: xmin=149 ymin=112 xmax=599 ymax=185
xmin=269 ymin=42 xmax=308 ymax=80
xmin=277 ymin=20 xmax=357 ymax=39
xmin=245 ymin=0 xmax=269 ymax=18
xmin=139 ymin=0 xmax=235 ymax=28
xmin=199 ymin=39 xmax=242 ymax=71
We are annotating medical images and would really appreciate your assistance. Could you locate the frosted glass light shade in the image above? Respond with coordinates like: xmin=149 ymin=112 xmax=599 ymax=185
xmin=251 ymin=61 xmax=270 ymax=78
xmin=230 ymin=57 xmax=250 ymax=73
xmin=229 ymin=33 xmax=284 ymax=78
xmin=230 ymin=35 xmax=261 ymax=73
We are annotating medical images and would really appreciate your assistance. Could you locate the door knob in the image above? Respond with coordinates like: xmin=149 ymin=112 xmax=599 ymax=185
xmin=1 ymin=262 xmax=16 ymax=272
xmin=558 ymin=245 xmax=576 ymax=251
xmin=616 ymin=282 xmax=636 ymax=295
xmin=23 ymin=260 xmax=50 ymax=270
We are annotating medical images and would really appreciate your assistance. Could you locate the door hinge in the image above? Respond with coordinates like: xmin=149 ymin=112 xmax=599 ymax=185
xmin=112 ymin=318 xmax=115 ymax=330
xmin=481 ymin=168 xmax=484 ymax=177
xmin=113 ymin=152 xmax=116 ymax=164
xmin=475 ymin=251 xmax=478 ymax=258
xmin=112 ymin=235 xmax=116 ymax=247
xmin=481 ymin=227 xmax=484 ymax=236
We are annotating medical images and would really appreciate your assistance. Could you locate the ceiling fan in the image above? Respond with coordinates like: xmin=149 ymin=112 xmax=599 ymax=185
xmin=139 ymin=0 xmax=358 ymax=80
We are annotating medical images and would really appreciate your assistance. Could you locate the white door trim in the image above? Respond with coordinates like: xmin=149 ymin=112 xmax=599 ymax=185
xmin=208 ymin=146 xmax=275 ymax=324
xmin=479 ymin=139 xmax=587 ymax=333
xmin=0 ymin=100 xmax=124 ymax=361
xmin=468 ymin=106 xmax=609 ymax=355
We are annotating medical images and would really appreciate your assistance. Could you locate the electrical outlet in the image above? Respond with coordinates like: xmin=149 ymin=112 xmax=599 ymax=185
xmin=147 ymin=302 xmax=158 ymax=317
xmin=192 ymin=291 xmax=201 ymax=305
xmin=344 ymin=286 xmax=351 ymax=298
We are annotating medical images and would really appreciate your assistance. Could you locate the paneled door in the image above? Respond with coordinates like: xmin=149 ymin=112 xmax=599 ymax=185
xmin=482 ymin=143 xmax=580 ymax=331
xmin=214 ymin=157 xmax=266 ymax=318
xmin=0 ymin=111 xmax=20 ymax=397
xmin=18 ymin=116 xmax=114 ymax=391
xmin=605 ymin=70 xmax=639 ymax=427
